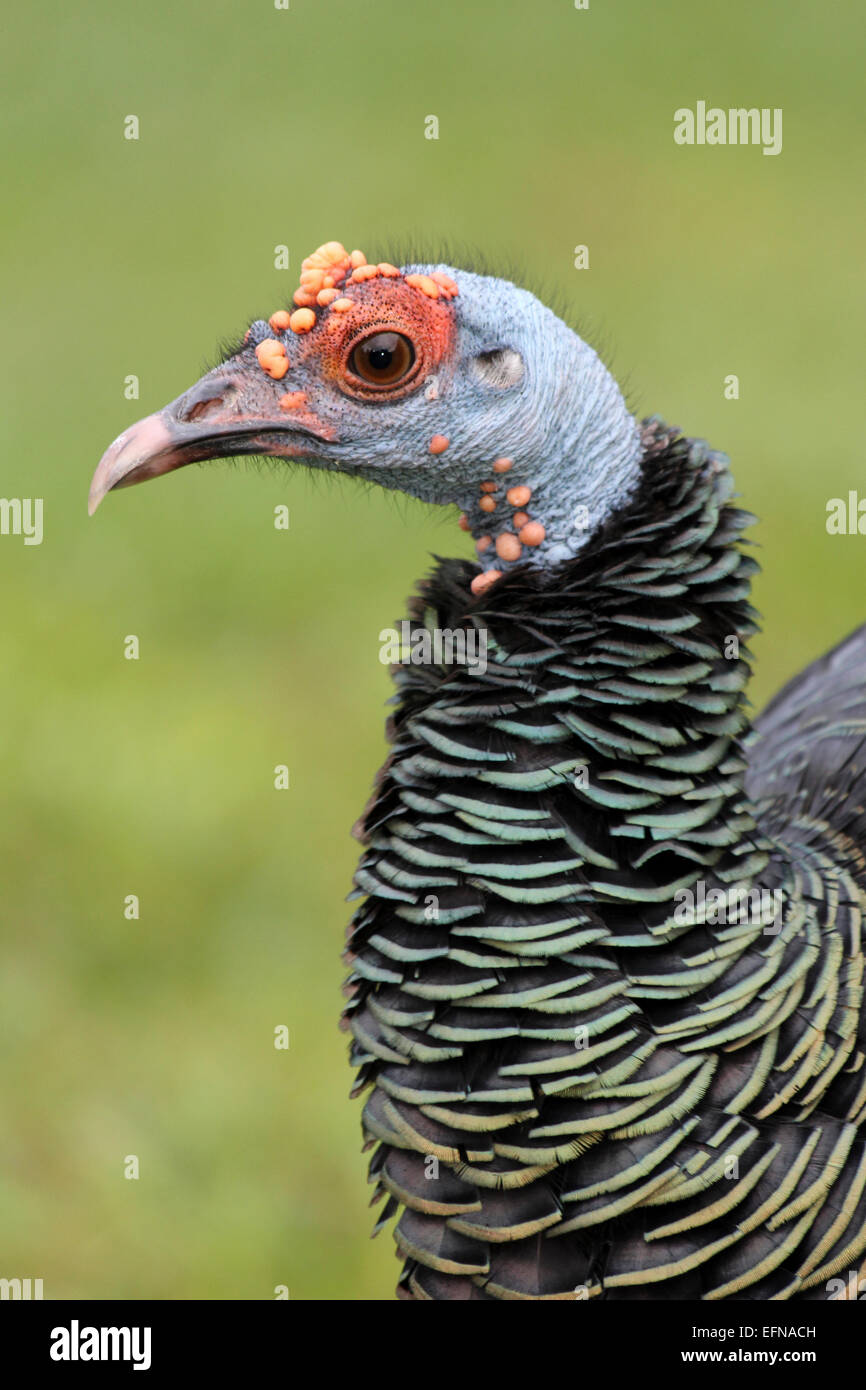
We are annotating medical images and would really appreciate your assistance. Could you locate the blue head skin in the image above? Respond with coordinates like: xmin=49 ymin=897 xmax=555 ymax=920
xmin=90 ymin=244 xmax=642 ymax=582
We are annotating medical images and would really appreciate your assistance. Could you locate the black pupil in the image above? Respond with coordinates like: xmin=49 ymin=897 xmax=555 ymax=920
xmin=351 ymin=331 xmax=414 ymax=386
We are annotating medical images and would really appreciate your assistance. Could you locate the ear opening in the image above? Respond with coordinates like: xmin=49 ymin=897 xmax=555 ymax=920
xmin=471 ymin=347 xmax=525 ymax=389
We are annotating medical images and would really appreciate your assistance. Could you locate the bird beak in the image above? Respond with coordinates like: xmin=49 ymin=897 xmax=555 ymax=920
xmin=88 ymin=358 xmax=334 ymax=516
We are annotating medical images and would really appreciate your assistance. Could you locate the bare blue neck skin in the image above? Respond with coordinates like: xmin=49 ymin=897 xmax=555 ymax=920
xmin=359 ymin=266 xmax=644 ymax=571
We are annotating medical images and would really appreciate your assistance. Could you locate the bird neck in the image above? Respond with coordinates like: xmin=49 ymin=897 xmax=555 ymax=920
xmin=458 ymin=325 xmax=643 ymax=574
xmin=372 ymin=419 xmax=770 ymax=940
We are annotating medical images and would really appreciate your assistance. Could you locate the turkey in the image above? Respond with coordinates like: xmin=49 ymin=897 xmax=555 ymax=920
xmin=90 ymin=241 xmax=866 ymax=1301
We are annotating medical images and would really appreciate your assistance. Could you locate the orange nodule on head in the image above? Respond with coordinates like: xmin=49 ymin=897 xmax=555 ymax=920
xmin=430 ymin=271 xmax=459 ymax=298
xmin=519 ymin=521 xmax=546 ymax=547
xmin=260 ymin=242 xmax=461 ymax=346
xmin=471 ymin=569 xmax=503 ymax=595
xmin=302 ymin=242 xmax=351 ymax=274
xmin=278 ymin=391 xmax=308 ymax=412
xmin=479 ymin=495 xmax=496 ymax=513
xmin=492 ymin=456 xmax=513 ymax=474
xmin=476 ymin=535 xmax=492 ymax=553
xmin=255 ymin=339 xmax=289 ymax=379
xmin=264 ymin=358 xmax=289 ymax=379
xmin=506 ymin=485 xmax=532 ymax=507
xmin=495 ymin=532 xmax=522 ymax=562
xmin=429 ymin=434 xmax=450 ymax=455
xmin=289 ymin=308 xmax=316 ymax=334
xmin=512 ymin=511 xmax=530 ymax=529
xmin=405 ymin=273 xmax=440 ymax=299
xmin=458 ymin=513 xmax=470 ymax=531
xmin=296 ymin=243 xmax=353 ymax=299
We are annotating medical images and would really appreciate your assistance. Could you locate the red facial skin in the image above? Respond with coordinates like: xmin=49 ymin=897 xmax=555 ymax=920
xmin=88 ymin=249 xmax=460 ymax=515
xmin=282 ymin=277 xmax=457 ymax=406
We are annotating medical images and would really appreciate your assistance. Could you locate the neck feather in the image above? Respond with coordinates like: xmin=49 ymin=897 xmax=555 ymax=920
xmin=447 ymin=419 xmax=758 ymax=867
xmin=351 ymin=420 xmax=768 ymax=965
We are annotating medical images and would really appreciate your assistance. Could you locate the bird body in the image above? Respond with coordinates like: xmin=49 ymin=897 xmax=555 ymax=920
xmin=91 ymin=242 xmax=866 ymax=1300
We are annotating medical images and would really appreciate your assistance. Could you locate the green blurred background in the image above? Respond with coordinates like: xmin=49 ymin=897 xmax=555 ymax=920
xmin=1 ymin=0 xmax=863 ymax=1299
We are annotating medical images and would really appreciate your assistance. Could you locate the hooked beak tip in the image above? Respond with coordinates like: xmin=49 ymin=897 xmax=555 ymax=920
xmin=87 ymin=476 xmax=110 ymax=516
xmin=88 ymin=412 xmax=177 ymax=517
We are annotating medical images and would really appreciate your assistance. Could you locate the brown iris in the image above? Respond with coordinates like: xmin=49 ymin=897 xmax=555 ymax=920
xmin=348 ymin=331 xmax=415 ymax=387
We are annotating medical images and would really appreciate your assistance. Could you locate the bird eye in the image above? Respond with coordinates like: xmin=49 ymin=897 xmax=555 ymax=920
xmin=348 ymin=332 xmax=415 ymax=387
